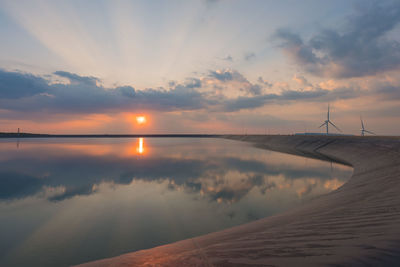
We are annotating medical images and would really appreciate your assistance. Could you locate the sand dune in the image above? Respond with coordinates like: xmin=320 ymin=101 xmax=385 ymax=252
xmin=76 ymin=135 xmax=400 ymax=266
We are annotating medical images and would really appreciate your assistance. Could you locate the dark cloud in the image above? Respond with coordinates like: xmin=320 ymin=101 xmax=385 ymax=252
xmin=0 ymin=70 xmax=209 ymax=114
xmin=210 ymin=69 xmax=266 ymax=96
xmin=215 ymin=112 xmax=294 ymax=129
xmin=239 ymin=85 xmax=263 ymax=96
xmin=247 ymin=84 xmax=262 ymax=95
xmin=208 ymin=69 xmax=248 ymax=83
xmin=54 ymin=71 xmax=99 ymax=86
xmin=273 ymin=29 xmax=319 ymax=66
xmin=257 ymin=77 xmax=273 ymax=88
xmin=223 ymin=94 xmax=274 ymax=112
xmin=117 ymin=86 xmax=136 ymax=98
xmin=375 ymin=85 xmax=400 ymax=100
xmin=0 ymin=69 xmax=49 ymax=99
xmin=0 ymin=68 xmax=389 ymax=115
xmin=280 ymin=88 xmax=327 ymax=100
xmin=209 ymin=70 xmax=234 ymax=81
xmin=183 ymin=78 xmax=202 ymax=89
xmin=221 ymin=86 xmax=360 ymax=112
xmin=220 ymin=84 xmax=366 ymax=112
xmin=273 ymin=0 xmax=400 ymax=78
xmin=324 ymin=86 xmax=361 ymax=100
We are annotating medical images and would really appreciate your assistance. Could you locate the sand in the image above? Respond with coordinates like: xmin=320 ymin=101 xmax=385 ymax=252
xmin=76 ymin=135 xmax=400 ymax=266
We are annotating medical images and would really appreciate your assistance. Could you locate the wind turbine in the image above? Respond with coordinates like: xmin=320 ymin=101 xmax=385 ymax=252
xmin=360 ymin=116 xmax=375 ymax=136
xmin=319 ymin=104 xmax=341 ymax=135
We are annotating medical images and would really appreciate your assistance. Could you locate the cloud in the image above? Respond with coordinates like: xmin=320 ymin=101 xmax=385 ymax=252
xmin=222 ymin=55 xmax=233 ymax=62
xmin=53 ymin=71 xmax=99 ymax=86
xmin=257 ymin=77 xmax=273 ymax=88
xmin=117 ymin=86 xmax=136 ymax=98
xmin=246 ymin=84 xmax=262 ymax=95
xmin=208 ymin=69 xmax=265 ymax=96
xmin=209 ymin=69 xmax=234 ymax=81
xmin=208 ymin=69 xmax=252 ymax=84
xmin=280 ymin=88 xmax=327 ymax=100
xmin=0 ymin=68 xmax=397 ymax=115
xmin=0 ymin=70 xmax=209 ymax=114
xmin=244 ymin=52 xmax=256 ymax=61
xmin=273 ymin=29 xmax=319 ymax=67
xmin=220 ymin=85 xmax=362 ymax=112
xmin=293 ymin=74 xmax=311 ymax=86
xmin=273 ymin=1 xmax=400 ymax=78
xmin=0 ymin=70 xmax=49 ymax=99
xmin=183 ymin=78 xmax=202 ymax=89
xmin=223 ymin=94 xmax=274 ymax=112
xmin=376 ymin=85 xmax=400 ymax=100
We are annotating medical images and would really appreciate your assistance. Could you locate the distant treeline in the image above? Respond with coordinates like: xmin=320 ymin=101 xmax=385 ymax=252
xmin=0 ymin=132 xmax=51 ymax=138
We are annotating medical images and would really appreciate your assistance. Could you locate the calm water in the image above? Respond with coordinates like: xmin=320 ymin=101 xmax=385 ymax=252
xmin=0 ymin=138 xmax=352 ymax=267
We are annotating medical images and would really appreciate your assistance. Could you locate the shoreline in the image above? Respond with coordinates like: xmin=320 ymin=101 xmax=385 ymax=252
xmin=71 ymin=135 xmax=400 ymax=266
xmin=0 ymin=133 xmax=220 ymax=138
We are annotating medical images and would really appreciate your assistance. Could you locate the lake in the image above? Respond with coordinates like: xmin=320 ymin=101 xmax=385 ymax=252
xmin=0 ymin=138 xmax=352 ymax=267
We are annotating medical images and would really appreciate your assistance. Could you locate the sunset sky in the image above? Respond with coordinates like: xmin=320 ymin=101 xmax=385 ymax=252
xmin=0 ymin=0 xmax=400 ymax=135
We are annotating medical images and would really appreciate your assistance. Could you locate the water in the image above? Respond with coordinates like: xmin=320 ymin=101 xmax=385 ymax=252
xmin=0 ymin=138 xmax=352 ymax=267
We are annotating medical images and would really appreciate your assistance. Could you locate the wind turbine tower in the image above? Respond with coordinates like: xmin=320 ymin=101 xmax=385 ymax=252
xmin=319 ymin=104 xmax=341 ymax=135
xmin=360 ymin=117 xmax=375 ymax=136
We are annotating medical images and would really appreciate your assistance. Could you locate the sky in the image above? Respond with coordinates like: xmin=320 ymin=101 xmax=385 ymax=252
xmin=0 ymin=0 xmax=400 ymax=135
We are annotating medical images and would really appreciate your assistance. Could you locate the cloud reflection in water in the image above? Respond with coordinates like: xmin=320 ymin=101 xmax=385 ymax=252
xmin=0 ymin=138 xmax=351 ymax=203
xmin=0 ymin=138 xmax=352 ymax=267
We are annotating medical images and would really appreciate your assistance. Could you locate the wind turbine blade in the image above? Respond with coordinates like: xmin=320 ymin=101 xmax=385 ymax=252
xmin=364 ymin=130 xmax=376 ymax=135
xmin=329 ymin=121 xmax=341 ymax=132
xmin=360 ymin=116 xmax=364 ymax=130
xmin=318 ymin=122 xmax=326 ymax=128
xmin=327 ymin=104 xmax=330 ymax=120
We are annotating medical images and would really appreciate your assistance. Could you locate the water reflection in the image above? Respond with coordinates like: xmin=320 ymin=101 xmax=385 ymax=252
xmin=0 ymin=138 xmax=352 ymax=267
xmin=136 ymin=137 xmax=145 ymax=155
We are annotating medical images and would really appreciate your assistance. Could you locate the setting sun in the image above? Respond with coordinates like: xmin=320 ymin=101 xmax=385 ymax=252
xmin=136 ymin=116 xmax=146 ymax=125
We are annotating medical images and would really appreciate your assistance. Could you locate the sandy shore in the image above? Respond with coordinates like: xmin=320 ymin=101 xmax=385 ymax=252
xmin=76 ymin=135 xmax=400 ymax=266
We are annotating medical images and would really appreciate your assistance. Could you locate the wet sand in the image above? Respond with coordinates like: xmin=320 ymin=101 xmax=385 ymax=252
xmin=76 ymin=135 xmax=400 ymax=266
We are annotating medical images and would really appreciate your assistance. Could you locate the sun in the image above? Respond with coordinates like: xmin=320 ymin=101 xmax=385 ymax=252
xmin=136 ymin=116 xmax=146 ymax=125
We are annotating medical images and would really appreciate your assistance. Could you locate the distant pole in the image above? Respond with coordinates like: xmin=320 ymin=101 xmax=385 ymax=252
xmin=17 ymin=128 xmax=20 ymax=148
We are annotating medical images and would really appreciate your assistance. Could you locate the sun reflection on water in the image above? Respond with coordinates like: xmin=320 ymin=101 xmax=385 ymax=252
xmin=136 ymin=137 xmax=145 ymax=155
